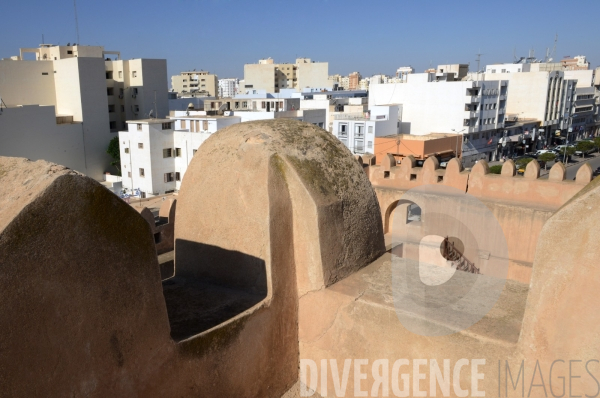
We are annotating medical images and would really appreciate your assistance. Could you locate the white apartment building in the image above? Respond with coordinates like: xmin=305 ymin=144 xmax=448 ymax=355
xmin=243 ymin=58 xmax=331 ymax=93
xmin=218 ymin=78 xmax=239 ymax=98
xmin=171 ymin=71 xmax=218 ymax=97
xmin=369 ymin=73 xmax=508 ymax=165
xmin=484 ymin=71 xmax=576 ymax=143
xmin=118 ymin=106 xmax=326 ymax=196
xmin=118 ymin=115 xmax=240 ymax=196
xmin=331 ymin=105 xmax=400 ymax=155
xmin=396 ymin=67 xmax=414 ymax=82
xmin=0 ymin=44 xmax=168 ymax=179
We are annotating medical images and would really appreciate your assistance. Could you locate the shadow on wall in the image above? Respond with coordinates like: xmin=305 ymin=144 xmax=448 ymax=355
xmin=163 ymin=240 xmax=268 ymax=342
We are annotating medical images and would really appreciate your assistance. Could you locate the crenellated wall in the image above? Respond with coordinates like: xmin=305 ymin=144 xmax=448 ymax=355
xmin=362 ymin=155 xmax=593 ymax=284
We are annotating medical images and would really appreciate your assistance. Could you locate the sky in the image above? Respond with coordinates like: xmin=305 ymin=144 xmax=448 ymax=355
xmin=2 ymin=0 xmax=598 ymax=82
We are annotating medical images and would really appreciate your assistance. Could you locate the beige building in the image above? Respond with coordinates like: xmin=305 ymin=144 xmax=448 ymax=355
xmin=0 ymin=44 xmax=168 ymax=179
xmin=171 ymin=71 xmax=218 ymax=96
xmin=348 ymin=72 xmax=361 ymax=90
xmin=243 ymin=57 xmax=331 ymax=93
xmin=437 ymin=64 xmax=469 ymax=80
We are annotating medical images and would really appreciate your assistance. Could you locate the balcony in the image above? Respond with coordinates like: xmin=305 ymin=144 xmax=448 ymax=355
xmin=467 ymin=95 xmax=480 ymax=103
xmin=334 ymin=113 xmax=369 ymax=121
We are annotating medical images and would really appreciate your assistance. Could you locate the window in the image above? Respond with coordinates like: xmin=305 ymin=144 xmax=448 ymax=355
xmin=139 ymin=168 xmax=145 ymax=177
xmin=108 ymin=105 xmax=115 ymax=113
xmin=367 ymin=141 xmax=373 ymax=149
xmin=109 ymin=121 xmax=116 ymax=130
xmin=162 ymin=122 xmax=172 ymax=130
xmin=42 ymin=72 xmax=49 ymax=76
xmin=176 ymin=172 xmax=181 ymax=181
xmin=262 ymin=101 xmax=266 ymax=109
xmin=134 ymin=105 xmax=139 ymax=112
xmin=124 ymin=148 xmax=129 ymax=154
xmin=118 ymin=71 xmax=123 ymax=78
xmin=181 ymin=120 xmax=187 ymax=129
xmin=128 ymin=171 xmax=131 ymax=178
xmin=106 ymin=71 xmax=113 ymax=79
xmin=138 ymin=142 xmax=143 ymax=149
xmin=193 ymin=149 xmax=197 ymax=155
xmin=137 ymin=124 xmax=142 ymax=131
xmin=242 ymin=101 xmax=247 ymax=108
xmin=203 ymin=120 xmax=208 ymax=130
xmin=121 ymin=105 xmax=125 ymax=112
xmin=107 ymin=88 xmax=114 ymax=96
xmin=175 ymin=148 xmax=182 ymax=157
xmin=163 ymin=148 xmax=172 ymax=158
xmin=132 ymin=71 xmax=137 ymax=78
xmin=164 ymin=172 xmax=175 ymax=182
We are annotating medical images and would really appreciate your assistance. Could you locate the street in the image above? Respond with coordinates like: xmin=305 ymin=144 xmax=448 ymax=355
xmin=539 ymin=151 xmax=600 ymax=180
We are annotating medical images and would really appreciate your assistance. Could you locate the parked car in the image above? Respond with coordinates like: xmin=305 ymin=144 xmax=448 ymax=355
xmin=536 ymin=149 xmax=551 ymax=156
xmin=594 ymin=167 xmax=600 ymax=177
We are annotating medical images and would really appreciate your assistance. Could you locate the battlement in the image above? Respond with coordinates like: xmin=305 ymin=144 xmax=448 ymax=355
xmin=364 ymin=154 xmax=592 ymax=209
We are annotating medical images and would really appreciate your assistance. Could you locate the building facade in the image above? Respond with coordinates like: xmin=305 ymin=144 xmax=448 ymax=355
xmin=331 ymin=105 xmax=400 ymax=155
xmin=0 ymin=44 xmax=168 ymax=179
xmin=171 ymin=71 xmax=218 ymax=97
xmin=369 ymin=74 xmax=508 ymax=165
xmin=218 ymin=78 xmax=239 ymax=98
xmin=243 ymin=58 xmax=331 ymax=93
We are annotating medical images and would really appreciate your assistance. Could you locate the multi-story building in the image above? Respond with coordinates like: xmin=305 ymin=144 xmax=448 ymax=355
xmin=118 ymin=115 xmax=240 ymax=196
xmin=171 ymin=71 xmax=218 ymax=97
xmin=437 ymin=64 xmax=469 ymax=80
xmin=396 ymin=66 xmax=414 ymax=82
xmin=243 ymin=58 xmax=331 ymax=93
xmin=484 ymin=71 xmax=576 ymax=144
xmin=0 ymin=44 xmax=168 ymax=179
xmin=564 ymin=69 xmax=597 ymax=139
xmin=331 ymin=105 xmax=400 ymax=155
xmin=218 ymin=78 xmax=239 ymax=98
xmin=118 ymin=104 xmax=326 ymax=196
xmin=369 ymin=73 xmax=508 ymax=165
xmin=348 ymin=72 xmax=361 ymax=90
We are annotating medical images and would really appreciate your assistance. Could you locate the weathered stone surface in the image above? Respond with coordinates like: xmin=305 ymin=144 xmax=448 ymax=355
xmin=0 ymin=157 xmax=172 ymax=397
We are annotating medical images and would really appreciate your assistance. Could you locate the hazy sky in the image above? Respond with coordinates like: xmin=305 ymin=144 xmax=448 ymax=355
xmin=2 ymin=0 xmax=598 ymax=81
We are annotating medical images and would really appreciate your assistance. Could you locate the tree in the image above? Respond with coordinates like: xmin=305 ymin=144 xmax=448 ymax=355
xmin=515 ymin=157 xmax=535 ymax=170
xmin=594 ymin=137 xmax=600 ymax=153
xmin=538 ymin=152 xmax=556 ymax=170
xmin=577 ymin=140 xmax=595 ymax=158
xmin=106 ymin=136 xmax=121 ymax=175
xmin=557 ymin=147 xmax=575 ymax=163
xmin=489 ymin=165 xmax=502 ymax=174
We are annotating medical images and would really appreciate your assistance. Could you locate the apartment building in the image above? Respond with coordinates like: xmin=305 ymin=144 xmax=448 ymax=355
xmin=369 ymin=73 xmax=509 ymax=165
xmin=218 ymin=78 xmax=239 ymax=98
xmin=564 ymin=69 xmax=598 ymax=138
xmin=331 ymin=105 xmax=400 ymax=155
xmin=0 ymin=44 xmax=167 ymax=179
xmin=484 ymin=70 xmax=576 ymax=143
xmin=437 ymin=64 xmax=469 ymax=80
xmin=348 ymin=72 xmax=361 ymax=90
xmin=396 ymin=66 xmax=414 ymax=82
xmin=171 ymin=71 xmax=218 ymax=96
xmin=118 ymin=115 xmax=240 ymax=196
xmin=243 ymin=58 xmax=331 ymax=93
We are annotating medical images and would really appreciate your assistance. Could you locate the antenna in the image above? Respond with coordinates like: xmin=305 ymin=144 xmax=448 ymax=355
xmin=549 ymin=34 xmax=558 ymax=63
xmin=475 ymin=51 xmax=484 ymax=81
xmin=73 ymin=0 xmax=80 ymax=45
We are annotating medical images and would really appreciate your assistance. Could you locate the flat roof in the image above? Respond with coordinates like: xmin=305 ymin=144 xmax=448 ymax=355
xmin=126 ymin=118 xmax=172 ymax=124
xmin=378 ymin=133 xmax=458 ymax=141
xmin=167 ymin=115 xmax=238 ymax=120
